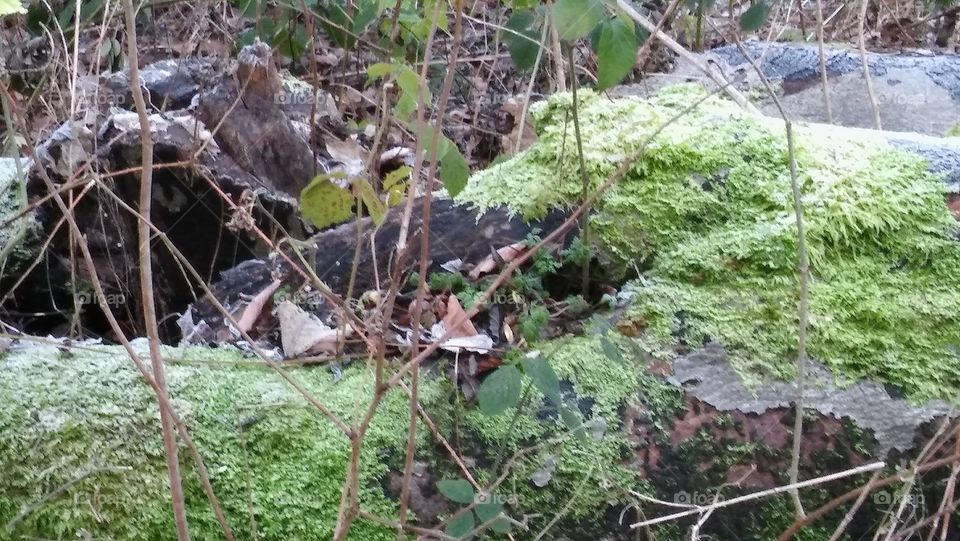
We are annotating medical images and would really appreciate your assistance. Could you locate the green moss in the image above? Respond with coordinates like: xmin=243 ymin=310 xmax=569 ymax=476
xmin=1 ymin=335 xmax=659 ymax=539
xmin=460 ymin=85 xmax=960 ymax=402
xmin=448 ymin=335 xmax=650 ymax=532
xmin=946 ymin=123 xmax=960 ymax=137
xmin=0 ymin=341 xmax=436 ymax=540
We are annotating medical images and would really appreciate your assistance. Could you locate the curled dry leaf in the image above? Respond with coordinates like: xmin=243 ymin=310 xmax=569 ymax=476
xmin=441 ymin=295 xmax=478 ymax=337
xmin=276 ymin=301 xmax=349 ymax=358
xmin=326 ymin=137 xmax=367 ymax=178
xmin=235 ymin=279 xmax=282 ymax=334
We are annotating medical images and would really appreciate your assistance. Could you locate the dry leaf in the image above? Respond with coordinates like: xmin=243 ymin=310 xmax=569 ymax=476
xmin=276 ymin=301 xmax=344 ymax=358
xmin=235 ymin=279 xmax=282 ymax=334
xmin=468 ymin=242 xmax=526 ymax=280
xmin=326 ymin=137 xmax=367 ymax=178
xmin=441 ymin=295 xmax=477 ymax=337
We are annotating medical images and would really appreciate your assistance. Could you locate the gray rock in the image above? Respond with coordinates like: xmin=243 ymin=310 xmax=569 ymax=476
xmin=672 ymin=343 xmax=955 ymax=453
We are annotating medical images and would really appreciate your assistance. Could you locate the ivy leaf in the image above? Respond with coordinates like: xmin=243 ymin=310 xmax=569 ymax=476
xmin=740 ymin=1 xmax=771 ymax=31
xmin=445 ymin=511 xmax=475 ymax=538
xmin=522 ymin=355 xmax=561 ymax=405
xmin=437 ymin=479 xmax=476 ymax=504
xmin=594 ymin=18 xmax=638 ymax=91
xmin=478 ymin=365 xmax=522 ymax=415
xmin=300 ymin=174 xmax=354 ymax=229
xmin=553 ymin=0 xmax=603 ymax=41
xmin=503 ymin=10 xmax=540 ymax=71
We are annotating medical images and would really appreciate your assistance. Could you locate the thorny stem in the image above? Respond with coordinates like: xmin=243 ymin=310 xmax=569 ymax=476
xmin=401 ymin=0 xmax=468 ymax=534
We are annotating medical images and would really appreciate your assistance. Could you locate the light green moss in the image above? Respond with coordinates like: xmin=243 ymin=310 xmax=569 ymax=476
xmin=0 ymin=341 xmax=436 ymax=540
xmin=1 ymin=335 xmax=659 ymax=539
xmin=459 ymin=85 xmax=960 ymax=402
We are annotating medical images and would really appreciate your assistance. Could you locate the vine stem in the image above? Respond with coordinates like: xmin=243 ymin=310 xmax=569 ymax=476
xmin=120 ymin=0 xmax=190 ymax=537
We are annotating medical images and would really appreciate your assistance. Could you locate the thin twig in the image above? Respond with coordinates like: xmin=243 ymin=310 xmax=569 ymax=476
xmin=728 ymin=36 xmax=811 ymax=521
xmin=826 ymin=470 xmax=882 ymax=541
xmin=120 ymin=0 xmax=190 ymax=536
xmin=813 ymin=0 xmax=834 ymax=124
xmin=631 ymin=462 xmax=885 ymax=528
xmin=615 ymin=0 xmax=759 ymax=114
xmin=858 ymin=0 xmax=882 ymax=129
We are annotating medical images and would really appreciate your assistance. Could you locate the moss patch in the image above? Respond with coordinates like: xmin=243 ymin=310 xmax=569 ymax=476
xmin=1 ymin=335 xmax=651 ymax=539
xmin=459 ymin=85 xmax=960 ymax=402
xmin=0 ymin=341 xmax=433 ymax=540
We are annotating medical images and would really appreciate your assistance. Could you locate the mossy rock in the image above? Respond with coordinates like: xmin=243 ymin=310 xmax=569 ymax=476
xmin=460 ymin=85 xmax=960 ymax=403
xmin=0 ymin=336 xmax=653 ymax=540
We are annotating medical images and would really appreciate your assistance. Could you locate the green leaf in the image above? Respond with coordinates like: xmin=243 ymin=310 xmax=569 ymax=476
xmin=323 ymin=0 xmax=381 ymax=49
xmin=300 ymin=174 xmax=354 ymax=229
xmin=353 ymin=177 xmax=387 ymax=225
xmin=503 ymin=10 xmax=540 ymax=71
xmin=511 ymin=0 xmax=538 ymax=9
xmin=414 ymin=122 xmax=469 ymax=196
xmin=437 ymin=479 xmax=476 ymax=504
xmin=445 ymin=511 xmax=475 ymax=539
xmin=600 ymin=335 xmax=624 ymax=363
xmin=474 ymin=498 xmax=503 ymax=522
xmin=275 ymin=25 xmax=308 ymax=59
xmin=351 ymin=0 xmax=381 ymax=34
xmin=594 ymin=18 xmax=638 ymax=90
xmin=478 ymin=365 xmax=522 ymax=415
xmin=553 ymin=0 xmax=603 ymax=42
xmin=438 ymin=142 xmax=469 ymax=196
xmin=0 ymin=0 xmax=22 ymax=18
xmin=490 ymin=517 xmax=513 ymax=533
xmin=366 ymin=62 xmax=394 ymax=82
xmin=382 ymin=165 xmax=411 ymax=206
xmin=559 ymin=404 xmax=588 ymax=442
xmin=522 ymin=355 xmax=561 ymax=405
xmin=740 ymin=1 xmax=770 ymax=31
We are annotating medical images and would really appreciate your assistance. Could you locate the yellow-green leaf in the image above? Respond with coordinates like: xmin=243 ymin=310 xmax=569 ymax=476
xmin=300 ymin=174 xmax=354 ymax=229
xmin=353 ymin=177 xmax=387 ymax=225
xmin=0 ymin=0 xmax=25 ymax=16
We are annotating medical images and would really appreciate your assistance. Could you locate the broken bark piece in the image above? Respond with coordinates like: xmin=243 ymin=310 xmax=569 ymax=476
xmin=305 ymin=198 xmax=570 ymax=296
xmin=195 ymin=41 xmax=318 ymax=196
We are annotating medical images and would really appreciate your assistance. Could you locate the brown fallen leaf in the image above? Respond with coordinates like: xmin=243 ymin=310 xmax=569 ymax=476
xmin=276 ymin=301 xmax=347 ymax=358
xmin=440 ymin=295 xmax=478 ymax=338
